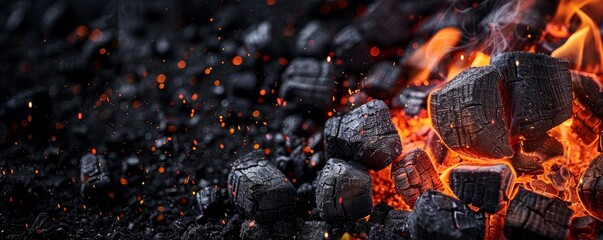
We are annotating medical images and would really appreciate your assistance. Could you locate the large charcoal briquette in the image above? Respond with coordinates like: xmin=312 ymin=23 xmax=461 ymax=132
xmin=315 ymin=159 xmax=372 ymax=221
xmin=449 ymin=163 xmax=515 ymax=213
xmin=324 ymin=99 xmax=402 ymax=170
xmin=570 ymin=71 xmax=603 ymax=145
xmin=491 ymin=52 xmax=572 ymax=141
xmin=279 ymin=58 xmax=335 ymax=115
xmin=429 ymin=66 xmax=513 ymax=159
xmin=227 ymin=151 xmax=296 ymax=223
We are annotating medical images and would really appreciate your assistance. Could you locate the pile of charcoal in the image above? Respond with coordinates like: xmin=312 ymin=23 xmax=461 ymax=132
xmin=2 ymin=0 xmax=603 ymax=239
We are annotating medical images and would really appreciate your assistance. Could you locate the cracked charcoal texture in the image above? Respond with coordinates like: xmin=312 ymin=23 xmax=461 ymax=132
xmin=80 ymin=153 xmax=110 ymax=197
xmin=279 ymin=58 xmax=336 ymax=115
xmin=504 ymin=187 xmax=573 ymax=240
xmin=490 ymin=52 xmax=572 ymax=141
xmin=449 ymin=163 xmax=515 ymax=213
xmin=315 ymin=158 xmax=372 ymax=221
xmin=408 ymin=190 xmax=485 ymax=240
xmin=577 ymin=154 xmax=603 ymax=221
xmin=520 ymin=134 xmax=565 ymax=162
xmin=324 ymin=99 xmax=402 ymax=171
xmin=227 ymin=151 xmax=296 ymax=223
xmin=570 ymin=71 xmax=603 ymax=145
xmin=363 ymin=61 xmax=403 ymax=99
xmin=509 ymin=149 xmax=545 ymax=176
xmin=391 ymin=148 xmax=444 ymax=208
xmin=429 ymin=66 xmax=513 ymax=159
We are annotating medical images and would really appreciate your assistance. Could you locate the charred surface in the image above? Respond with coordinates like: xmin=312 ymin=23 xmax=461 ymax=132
xmin=449 ymin=163 xmax=515 ymax=213
xmin=390 ymin=148 xmax=444 ymax=208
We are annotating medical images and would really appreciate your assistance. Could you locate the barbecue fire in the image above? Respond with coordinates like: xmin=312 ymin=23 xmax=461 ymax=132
xmin=3 ymin=0 xmax=603 ymax=239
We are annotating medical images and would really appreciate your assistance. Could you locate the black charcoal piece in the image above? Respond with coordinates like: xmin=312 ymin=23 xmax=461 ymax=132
xmin=490 ymin=52 xmax=572 ymax=141
xmin=279 ymin=58 xmax=335 ymax=115
xmin=569 ymin=216 xmax=597 ymax=240
xmin=315 ymin=158 xmax=372 ymax=221
xmin=449 ymin=163 xmax=515 ymax=213
xmin=520 ymin=134 xmax=564 ymax=162
xmin=429 ymin=66 xmax=513 ymax=159
xmin=408 ymin=190 xmax=485 ymax=240
xmin=296 ymin=21 xmax=332 ymax=58
xmin=391 ymin=85 xmax=435 ymax=116
xmin=577 ymin=154 xmax=603 ymax=221
xmin=368 ymin=202 xmax=393 ymax=225
xmin=324 ymin=99 xmax=402 ymax=170
xmin=240 ymin=220 xmax=271 ymax=240
xmin=227 ymin=151 xmax=296 ymax=223
xmin=547 ymin=164 xmax=572 ymax=191
xmin=509 ymin=151 xmax=545 ymax=176
xmin=80 ymin=153 xmax=110 ymax=197
xmin=390 ymin=148 xmax=444 ymax=208
xmin=332 ymin=25 xmax=371 ymax=71
xmin=363 ymin=61 xmax=403 ymax=99
xmin=299 ymin=221 xmax=330 ymax=240
xmin=570 ymin=71 xmax=603 ymax=145
xmin=504 ymin=188 xmax=573 ymax=240
xmin=384 ymin=210 xmax=412 ymax=237
xmin=425 ymin=131 xmax=451 ymax=171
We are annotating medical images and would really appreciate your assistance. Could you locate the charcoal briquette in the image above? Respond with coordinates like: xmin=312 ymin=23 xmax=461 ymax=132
xmin=569 ymin=216 xmax=597 ymax=240
xmin=80 ymin=153 xmax=110 ymax=197
xmin=504 ymin=187 xmax=573 ymax=240
xmin=449 ymin=163 xmax=515 ymax=213
xmin=324 ymin=99 xmax=402 ymax=170
xmin=520 ymin=134 xmax=565 ymax=162
xmin=408 ymin=190 xmax=485 ymax=240
xmin=227 ymin=151 xmax=296 ymax=223
xmin=279 ymin=58 xmax=336 ymax=115
xmin=547 ymin=164 xmax=572 ymax=191
xmin=508 ymin=150 xmax=545 ymax=176
xmin=391 ymin=84 xmax=436 ymax=116
xmin=570 ymin=71 xmax=603 ymax=145
xmin=332 ymin=25 xmax=371 ymax=71
xmin=384 ymin=210 xmax=412 ymax=237
xmin=390 ymin=148 xmax=444 ymax=208
xmin=315 ymin=158 xmax=372 ymax=221
xmin=491 ymin=52 xmax=572 ymax=141
xmin=363 ymin=61 xmax=403 ymax=99
xmin=429 ymin=66 xmax=513 ymax=159
xmin=577 ymin=154 xmax=603 ymax=221
xmin=296 ymin=21 xmax=332 ymax=58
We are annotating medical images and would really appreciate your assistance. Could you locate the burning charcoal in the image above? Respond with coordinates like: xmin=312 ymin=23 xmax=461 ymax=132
xmin=509 ymin=151 xmax=545 ymax=176
xmin=324 ymin=100 xmax=402 ymax=170
xmin=227 ymin=151 xmax=296 ymax=223
xmin=296 ymin=21 xmax=332 ymax=58
xmin=368 ymin=202 xmax=393 ymax=225
xmin=547 ymin=164 xmax=572 ymax=191
xmin=504 ymin=187 xmax=573 ymax=240
xmin=569 ymin=216 xmax=597 ymax=240
xmin=299 ymin=221 xmax=330 ymax=240
xmin=570 ymin=71 xmax=603 ymax=145
xmin=600 ymin=131 xmax=603 ymax=152
xmin=80 ymin=153 xmax=110 ymax=197
xmin=485 ymin=209 xmax=506 ymax=240
xmin=425 ymin=131 xmax=451 ymax=171
xmin=520 ymin=134 xmax=565 ymax=162
xmin=279 ymin=58 xmax=336 ymax=115
xmin=429 ymin=66 xmax=513 ymax=159
xmin=577 ymin=154 xmax=603 ymax=221
xmin=448 ymin=163 xmax=515 ymax=213
xmin=384 ymin=210 xmax=412 ymax=237
xmin=390 ymin=148 xmax=444 ymax=208
xmin=332 ymin=25 xmax=371 ymax=71
xmin=490 ymin=52 xmax=572 ymax=141
xmin=408 ymin=190 xmax=485 ymax=240
xmin=391 ymin=85 xmax=436 ymax=116
xmin=315 ymin=158 xmax=372 ymax=221
xmin=528 ymin=179 xmax=559 ymax=198
xmin=363 ymin=61 xmax=403 ymax=99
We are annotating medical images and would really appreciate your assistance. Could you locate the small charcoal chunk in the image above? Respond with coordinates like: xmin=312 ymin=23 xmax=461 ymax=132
xmin=408 ymin=190 xmax=485 ymax=240
xmin=491 ymin=52 xmax=572 ymax=141
xmin=504 ymin=187 xmax=573 ymax=240
xmin=228 ymin=151 xmax=296 ymax=223
xmin=508 ymin=149 xmax=545 ymax=176
xmin=429 ymin=66 xmax=513 ymax=159
xmin=80 ymin=153 xmax=110 ymax=197
xmin=299 ymin=221 xmax=330 ymax=240
xmin=547 ymin=164 xmax=572 ymax=191
xmin=279 ymin=58 xmax=335 ymax=115
xmin=332 ymin=25 xmax=371 ymax=70
xmin=315 ymin=158 xmax=372 ymax=221
xmin=384 ymin=210 xmax=412 ymax=237
xmin=391 ymin=84 xmax=435 ymax=116
xmin=577 ymin=154 xmax=603 ymax=221
xmin=296 ymin=21 xmax=332 ymax=57
xmin=449 ymin=163 xmax=515 ymax=213
xmin=363 ymin=61 xmax=403 ymax=99
xmin=520 ymin=134 xmax=565 ymax=162
xmin=570 ymin=71 xmax=603 ymax=145
xmin=324 ymin=100 xmax=402 ymax=170
xmin=368 ymin=202 xmax=393 ymax=225
xmin=391 ymin=148 xmax=444 ymax=208
xmin=425 ymin=131 xmax=452 ymax=171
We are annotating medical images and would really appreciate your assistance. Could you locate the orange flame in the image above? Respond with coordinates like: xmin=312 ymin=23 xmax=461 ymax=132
xmin=407 ymin=27 xmax=462 ymax=86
